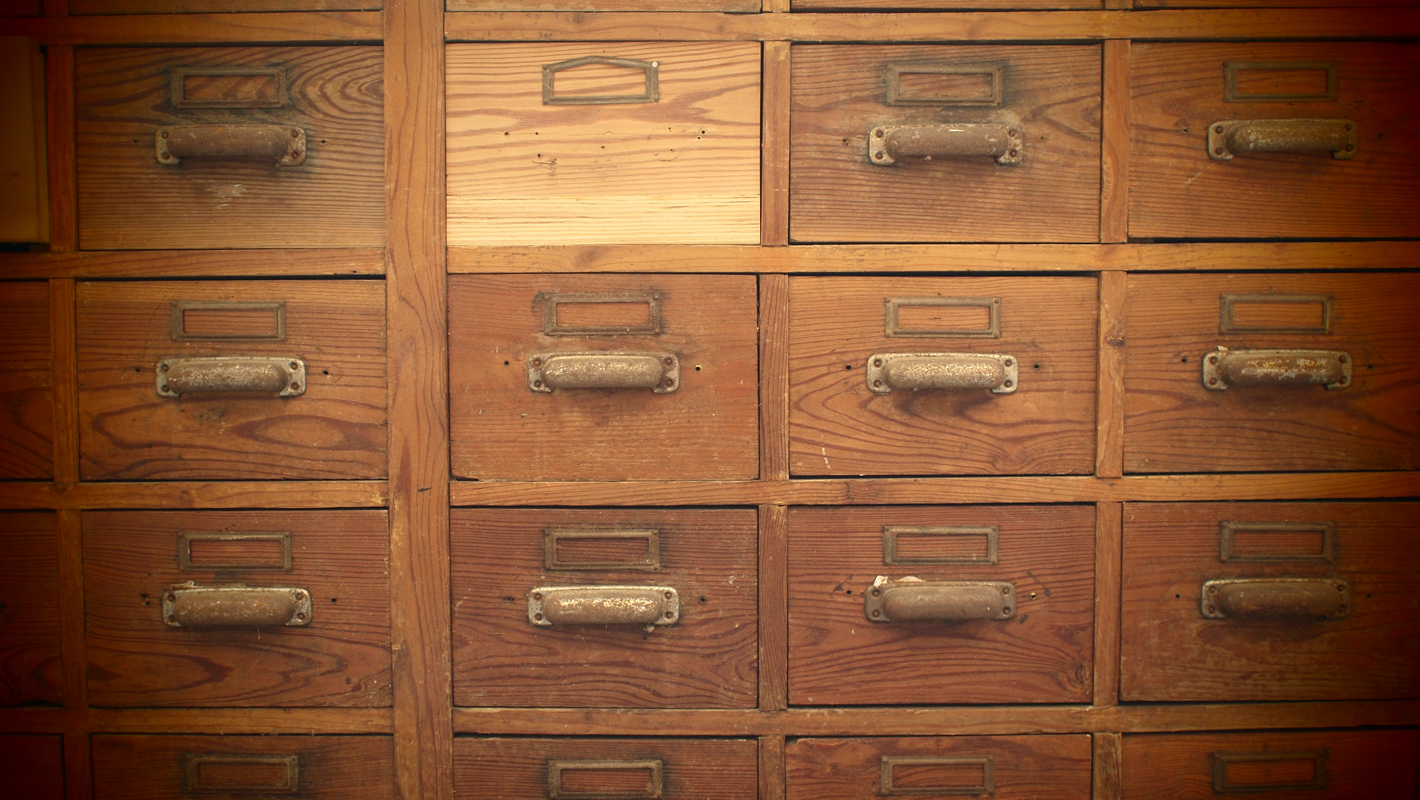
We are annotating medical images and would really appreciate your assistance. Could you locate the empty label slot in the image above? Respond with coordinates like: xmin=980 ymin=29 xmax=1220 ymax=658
xmin=542 ymin=57 xmax=659 ymax=105
xmin=1214 ymin=751 xmax=1327 ymax=792
xmin=558 ymin=303 xmax=653 ymax=331
xmin=887 ymin=298 xmax=1000 ymax=338
xmin=884 ymin=525 xmax=998 ymax=565
xmin=887 ymin=65 xmax=1003 ymax=106
xmin=882 ymin=756 xmax=993 ymax=795
xmin=543 ymin=293 xmax=661 ymax=336
xmin=560 ymin=766 xmax=654 ymax=794
xmin=1220 ymin=522 xmax=1335 ymax=563
xmin=180 ymin=532 xmax=292 ymax=571
xmin=545 ymin=529 xmax=660 ymax=570
xmin=1221 ymin=294 xmax=1331 ymax=334
xmin=1225 ymin=62 xmax=1338 ymax=103
xmin=172 ymin=68 xmax=287 ymax=109
xmin=173 ymin=301 xmax=285 ymax=341
xmin=186 ymin=754 xmax=298 ymax=793
xmin=549 ymin=759 xmax=663 ymax=799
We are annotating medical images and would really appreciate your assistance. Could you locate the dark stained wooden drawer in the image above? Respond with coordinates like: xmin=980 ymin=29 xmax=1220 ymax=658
xmin=77 ymin=279 xmax=387 ymax=480
xmin=83 ymin=510 xmax=390 ymax=707
xmin=92 ymin=735 xmax=396 ymax=799
xmin=455 ymin=737 xmax=758 ymax=799
xmin=76 ymin=47 xmax=384 ymax=249
xmin=789 ymin=276 xmax=1098 ymax=476
xmin=1123 ymin=273 xmax=1420 ymax=473
xmin=449 ymin=274 xmax=759 ymax=481
xmin=1121 ymin=502 xmax=1420 ymax=702
xmin=0 ymin=735 xmax=63 ymax=799
xmin=786 ymin=735 xmax=1093 ymax=799
xmin=0 ymin=512 xmax=62 ymax=706
xmin=1121 ymin=729 xmax=1419 ymax=798
xmin=1129 ymin=43 xmax=1420 ymax=239
xmin=790 ymin=45 xmax=1101 ymax=243
xmin=72 ymin=0 xmax=378 ymax=13
xmin=788 ymin=505 xmax=1095 ymax=705
xmin=0 ymin=282 xmax=52 ymax=480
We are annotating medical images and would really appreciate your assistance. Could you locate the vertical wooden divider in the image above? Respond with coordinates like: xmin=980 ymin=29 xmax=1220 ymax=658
xmin=1093 ymin=502 xmax=1122 ymax=709
xmin=759 ymin=504 xmax=788 ymax=712
xmin=761 ymin=41 xmax=790 ymax=246
xmin=49 ymin=279 xmax=77 ymax=483
xmin=1096 ymin=270 xmax=1126 ymax=479
xmin=384 ymin=0 xmax=452 ymax=795
xmin=44 ymin=45 xmax=75 ymax=252
xmin=1100 ymin=40 xmax=1130 ymax=245
xmin=759 ymin=734 xmax=786 ymax=800
xmin=1092 ymin=732 xmax=1123 ymax=800
xmin=63 ymin=731 xmax=91 ymax=800
xmin=760 ymin=274 xmax=789 ymax=482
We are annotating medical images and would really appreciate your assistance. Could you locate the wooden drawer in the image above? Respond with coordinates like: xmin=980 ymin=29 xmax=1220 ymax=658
xmin=1129 ymin=43 xmax=1420 ymax=239
xmin=83 ymin=510 xmax=390 ymax=707
xmin=451 ymin=508 xmax=757 ymax=709
xmin=789 ymin=276 xmax=1097 ymax=476
xmin=1123 ymin=273 xmax=1420 ymax=473
xmin=72 ymin=0 xmax=378 ymax=13
xmin=1121 ymin=729 xmax=1419 ymax=798
xmin=790 ymin=45 xmax=1101 ymax=243
xmin=92 ymin=735 xmax=395 ymax=799
xmin=788 ymin=505 xmax=1095 ymax=705
xmin=0 ymin=282 xmax=52 ymax=480
xmin=0 ymin=513 xmax=62 ymax=706
xmin=447 ymin=43 xmax=760 ymax=245
xmin=0 ymin=735 xmax=63 ymax=799
xmin=76 ymin=47 xmax=384 ymax=249
xmin=786 ymin=735 xmax=1092 ymax=799
xmin=1121 ymin=502 xmax=1420 ymax=702
xmin=449 ymin=274 xmax=758 ymax=481
xmin=455 ymin=738 xmax=758 ymax=799
xmin=77 ymin=279 xmax=387 ymax=480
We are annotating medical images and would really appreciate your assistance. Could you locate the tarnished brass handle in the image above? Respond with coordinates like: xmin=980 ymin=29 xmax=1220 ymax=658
xmin=163 ymin=583 xmax=313 ymax=628
xmin=156 ymin=357 xmax=306 ymax=399
xmin=864 ymin=576 xmax=1016 ymax=622
xmin=527 ymin=352 xmax=679 ymax=394
xmin=156 ymin=125 xmax=306 ymax=167
xmin=869 ymin=124 xmax=1023 ymax=166
xmin=527 ymin=585 xmax=680 ymax=628
xmin=1201 ymin=578 xmax=1350 ymax=620
xmin=1208 ymin=119 xmax=1357 ymax=161
xmin=1202 ymin=347 xmax=1350 ymax=391
xmin=866 ymin=353 xmax=1018 ymax=395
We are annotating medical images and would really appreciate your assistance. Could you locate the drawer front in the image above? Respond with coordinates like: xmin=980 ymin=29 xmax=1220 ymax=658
xmin=451 ymin=508 xmax=757 ymax=709
xmin=449 ymin=274 xmax=759 ymax=481
xmin=0 ymin=735 xmax=63 ymax=799
xmin=447 ymin=43 xmax=760 ymax=245
xmin=0 ymin=282 xmax=52 ymax=479
xmin=1129 ymin=43 xmax=1420 ymax=239
xmin=1123 ymin=273 xmax=1420 ymax=473
xmin=786 ymin=735 xmax=1092 ymax=799
xmin=83 ymin=510 xmax=391 ymax=707
xmin=455 ymin=738 xmax=758 ymax=799
xmin=1121 ymin=729 xmax=1419 ymax=799
xmin=788 ymin=505 xmax=1095 ymax=705
xmin=1121 ymin=502 xmax=1420 ymax=702
xmin=0 ymin=513 xmax=62 ymax=706
xmin=76 ymin=47 xmax=384 ymax=249
xmin=789 ymin=276 xmax=1097 ymax=476
xmin=77 ymin=279 xmax=387 ymax=480
xmin=72 ymin=0 xmax=378 ymax=13
xmin=790 ymin=45 xmax=1101 ymax=243
xmin=92 ymin=735 xmax=395 ymax=799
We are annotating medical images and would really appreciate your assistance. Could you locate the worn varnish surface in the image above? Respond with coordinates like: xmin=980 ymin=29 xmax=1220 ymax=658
xmin=447 ymin=42 xmax=760 ymax=245
xmin=76 ymin=47 xmax=384 ymax=249
xmin=0 ymin=735 xmax=63 ymax=799
xmin=71 ymin=0 xmax=379 ymax=12
xmin=76 ymin=280 xmax=387 ymax=480
xmin=1129 ymin=43 xmax=1420 ymax=239
xmin=91 ymin=734 xmax=396 ymax=799
xmin=790 ymin=276 xmax=1097 ymax=476
xmin=449 ymin=274 xmax=758 ymax=481
xmin=83 ymin=510 xmax=391 ymax=707
xmin=451 ymin=508 xmax=757 ymax=708
xmin=448 ymin=0 xmax=756 ymax=11
xmin=788 ymin=505 xmax=1094 ymax=705
xmin=1124 ymin=273 xmax=1420 ymax=473
xmin=0 ymin=283 xmax=53 ymax=480
xmin=790 ymin=45 xmax=1101 ymax=242
xmin=1121 ymin=502 xmax=1420 ymax=702
xmin=0 ymin=513 xmax=63 ymax=707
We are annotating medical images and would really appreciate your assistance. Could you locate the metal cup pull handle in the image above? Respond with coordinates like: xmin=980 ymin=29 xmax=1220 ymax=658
xmin=1208 ymin=119 xmax=1357 ymax=161
xmin=156 ymin=124 xmax=306 ymax=166
xmin=1202 ymin=348 xmax=1351 ymax=391
xmin=867 ymin=353 xmax=1018 ymax=395
xmin=527 ymin=585 xmax=680 ymax=628
xmin=528 ymin=352 xmax=679 ymax=394
xmin=1201 ymin=578 xmax=1350 ymax=620
xmin=156 ymin=356 xmax=306 ymax=398
xmin=865 ymin=576 xmax=1016 ymax=622
xmin=163 ymin=583 xmax=313 ymax=628
xmin=869 ymin=124 xmax=1023 ymax=166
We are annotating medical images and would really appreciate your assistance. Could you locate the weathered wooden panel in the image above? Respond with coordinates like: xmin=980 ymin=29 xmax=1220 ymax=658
xmin=72 ymin=0 xmax=378 ymax=13
xmin=0 ymin=282 xmax=52 ymax=480
xmin=0 ymin=513 xmax=62 ymax=707
xmin=455 ymin=738 xmax=758 ymax=799
xmin=0 ymin=735 xmax=63 ymax=799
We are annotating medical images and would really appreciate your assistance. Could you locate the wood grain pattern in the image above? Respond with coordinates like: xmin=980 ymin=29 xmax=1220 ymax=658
xmin=70 ymin=0 xmax=378 ymax=13
xmin=1130 ymin=43 xmax=1420 ymax=239
xmin=450 ymin=508 xmax=758 ymax=708
xmin=1100 ymin=39 xmax=1129 ymax=243
xmin=45 ymin=46 xmax=76 ymax=252
xmin=2 ymin=13 xmax=383 ymax=44
xmin=449 ymin=274 xmax=759 ymax=481
xmin=786 ymin=736 xmax=1092 ymax=799
xmin=1093 ymin=503 xmax=1121 ymax=708
xmin=0 ymin=249 xmax=385 ymax=279
xmin=1124 ymin=273 xmax=1420 ymax=473
xmin=447 ymin=0 xmax=756 ymax=11
xmin=790 ymin=45 xmax=1100 ymax=242
xmin=762 ymin=42 xmax=790 ymax=245
xmin=57 ymin=510 xmax=85 ymax=711
xmin=0 ymin=735 xmax=64 ymax=800
xmin=0 ymin=481 xmax=388 ymax=510
xmin=83 ymin=510 xmax=391 ymax=707
xmin=760 ymin=274 xmax=789 ymax=481
xmin=87 ymin=707 xmax=393 ymax=733
xmin=795 ymin=0 xmax=1100 ymax=10
xmin=789 ymin=276 xmax=1098 ymax=476
xmin=76 ymin=280 xmax=387 ymax=480
xmin=1121 ymin=502 xmax=1420 ymax=702
xmin=0 ymin=283 xmax=53 ymax=480
xmin=447 ymin=42 xmax=760 ymax=245
xmin=63 ymin=733 xmax=90 ymax=800
xmin=49 ymin=280 xmax=78 ymax=484
xmin=1093 ymin=732 xmax=1121 ymax=800
xmin=76 ymin=46 xmax=384 ymax=249
xmin=788 ymin=505 xmax=1095 ymax=705
xmin=759 ymin=505 xmax=788 ymax=711
xmin=1096 ymin=270 xmax=1125 ymax=478
xmin=760 ymin=735 xmax=786 ymax=800
xmin=0 ymin=513 xmax=63 ymax=707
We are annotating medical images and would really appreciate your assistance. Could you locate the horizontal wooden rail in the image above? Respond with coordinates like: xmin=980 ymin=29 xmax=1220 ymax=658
xmin=0 ymin=481 xmax=389 ymax=510
xmin=0 ymin=12 xmax=382 ymax=45
xmin=0 ymin=707 xmax=394 ymax=735
xmin=0 ymin=249 xmax=385 ymax=279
